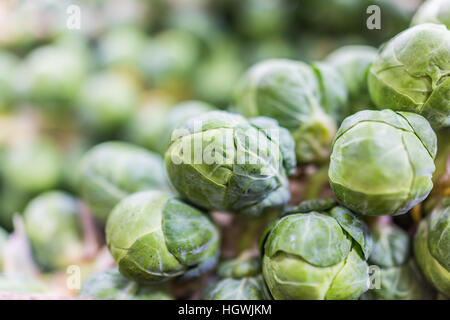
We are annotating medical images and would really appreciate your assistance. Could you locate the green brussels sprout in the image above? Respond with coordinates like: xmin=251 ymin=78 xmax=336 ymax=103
xmin=246 ymin=38 xmax=294 ymax=64
xmin=414 ymin=203 xmax=450 ymax=297
xmin=23 ymin=191 xmax=83 ymax=271
xmin=60 ymin=137 xmax=92 ymax=193
xmin=233 ymin=59 xmax=344 ymax=163
xmin=329 ymin=109 xmax=437 ymax=216
xmin=2 ymin=138 xmax=63 ymax=193
xmin=165 ymin=6 xmax=220 ymax=42
xmin=311 ymin=61 xmax=350 ymax=122
xmin=363 ymin=220 xmax=433 ymax=300
xmin=0 ymin=226 xmax=7 ymax=271
xmin=162 ymin=101 xmax=217 ymax=149
xmin=236 ymin=0 xmax=289 ymax=39
xmin=260 ymin=202 xmax=372 ymax=299
xmin=0 ymin=275 xmax=48 ymax=295
xmin=140 ymin=29 xmax=200 ymax=87
xmin=0 ymin=51 xmax=19 ymax=110
xmin=411 ymin=0 xmax=450 ymax=28
xmin=284 ymin=198 xmax=337 ymax=216
xmin=165 ymin=111 xmax=296 ymax=217
xmin=0 ymin=184 xmax=32 ymax=231
xmin=20 ymin=44 xmax=89 ymax=106
xmin=193 ymin=46 xmax=244 ymax=107
xmin=126 ymin=100 xmax=216 ymax=155
xmin=97 ymin=26 xmax=147 ymax=72
xmin=123 ymin=93 xmax=175 ymax=154
xmin=77 ymin=71 xmax=139 ymax=132
xmin=325 ymin=45 xmax=378 ymax=114
xmin=77 ymin=141 xmax=170 ymax=222
xmin=79 ymin=268 xmax=173 ymax=300
xmin=106 ymin=190 xmax=220 ymax=283
xmin=203 ymin=256 xmax=270 ymax=300
xmin=368 ymin=24 xmax=450 ymax=128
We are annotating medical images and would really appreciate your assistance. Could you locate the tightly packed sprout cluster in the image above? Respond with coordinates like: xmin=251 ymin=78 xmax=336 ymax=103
xmin=0 ymin=0 xmax=449 ymax=301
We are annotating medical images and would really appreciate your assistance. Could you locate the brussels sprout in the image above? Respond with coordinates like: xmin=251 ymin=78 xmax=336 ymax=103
xmin=368 ymin=24 xmax=450 ymax=128
xmin=329 ymin=110 xmax=436 ymax=216
xmin=77 ymin=141 xmax=170 ymax=222
xmin=165 ymin=111 xmax=296 ymax=217
xmin=79 ymin=268 xmax=173 ymax=300
xmin=60 ymin=137 xmax=92 ymax=193
xmin=0 ymin=227 xmax=7 ymax=271
xmin=0 ymin=51 xmax=19 ymax=110
xmin=246 ymin=38 xmax=294 ymax=64
xmin=284 ymin=198 xmax=337 ymax=216
xmin=20 ymin=44 xmax=89 ymax=106
xmin=163 ymin=101 xmax=217 ymax=148
xmin=165 ymin=6 xmax=220 ymax=42
xmin=411 ymin=0 xmax=450 ymax=28
xmin=233 ymin=59 xmax=343 ymax=163
xmin=23 ymin=191 xmax=83 ymax=271
xmin=203 ymin=256 xmax=270 ymax=300
xmin=78 ymin=71 xmax=139 ymax=132
xmin=123 ymin=93 xmax=175 ymax=154
xmin=325 ymin=45 xmax=378 ymax=114
xmin=106 ymin=191 xmax=220 ymax=283
xmin=311 ymin=61 xmax=350 ymax=122
xmin=140 ymin=29 xmax=200 ymax=87
xmin=236 ymin=0 xmax=288 ymax=39
xmin=193 ymin=47 xmax=244 ymax=107
xmin=2 ymin=138 xmax=63 ymax=193
xmin=97 ymin=26 xmax=147 ymax=72
xmin=126 ymin=100 xmax=216 ymax=155
xmin=363 ymin=220 xmax=433 ymax=300
xmin=0 ymin=274 xmax=48 ymax=295
xmin=0 ymin=184 xmax=32 ymax=231
xmin=414 ymin=203 xmax=450 ymax=297
xmin=260 ymin=202 xmax=372 ymax=299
